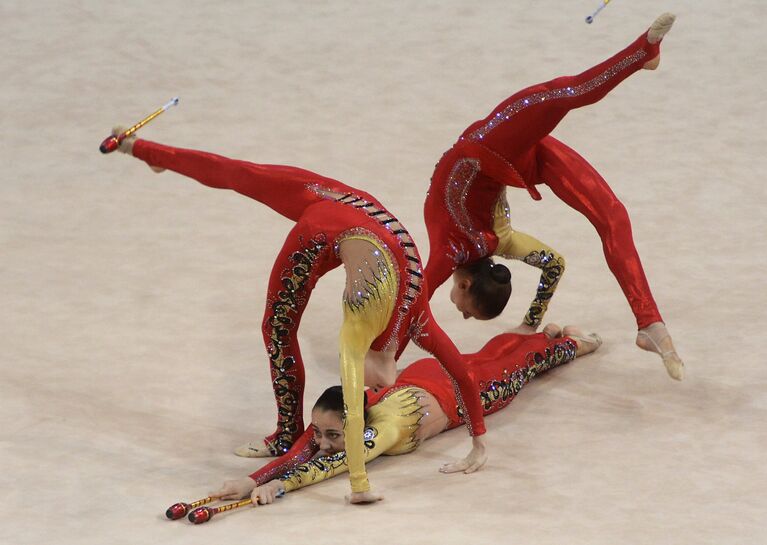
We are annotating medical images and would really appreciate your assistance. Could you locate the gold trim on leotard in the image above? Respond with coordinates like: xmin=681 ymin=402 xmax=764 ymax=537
xmin=492 ymin=193 xmax=566 ymax=327
xmin=279 ymin=387 xmax=427 ymax=492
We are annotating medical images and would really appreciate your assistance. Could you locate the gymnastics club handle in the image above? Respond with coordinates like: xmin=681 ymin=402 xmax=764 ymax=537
xmin=585 ymin=0 xmax=610 ymax=24
xmin=188 ymin=499 xmax=252 ymax=524
xmin=99 ymin=97 xmax=180 ymax=154
xmin=187 ymin=490 xmax=285 ymax=524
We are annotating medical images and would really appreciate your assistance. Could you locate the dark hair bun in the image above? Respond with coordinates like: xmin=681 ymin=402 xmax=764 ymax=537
xmin=490 ymin=263 xmax=511 ymax=284
xmin=460 ymin=257 xmax=512 ymax=318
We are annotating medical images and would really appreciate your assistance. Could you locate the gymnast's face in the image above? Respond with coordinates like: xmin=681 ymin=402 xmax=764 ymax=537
xmin=311 ymin=408 xmax=346 ymax=454
xmin=450 ymin=271 xmax=489 ymax=320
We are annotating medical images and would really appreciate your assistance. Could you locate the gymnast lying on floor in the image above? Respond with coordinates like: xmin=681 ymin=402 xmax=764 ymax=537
xmin=211 ymin=323 xmax=601 ymax=505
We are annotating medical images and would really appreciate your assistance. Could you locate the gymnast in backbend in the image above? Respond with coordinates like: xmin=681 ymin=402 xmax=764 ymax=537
xmin=109 ymin=132 xmax=488 ymax=503
xmin=422 ymin=13 xmax=684 ymax=380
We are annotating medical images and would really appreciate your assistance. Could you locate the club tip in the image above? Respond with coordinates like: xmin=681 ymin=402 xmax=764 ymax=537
xmin=165 ymin=503 xmax=189 ymax=520
xmin=188 ymin=507 xmax=212 ymax=524
xmin=99 ymin=135 xmax=118 ymax=154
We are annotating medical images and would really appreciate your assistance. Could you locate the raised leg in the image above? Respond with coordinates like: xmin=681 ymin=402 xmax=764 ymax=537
xmin=538 ymin=137 xmax=684 ymax=380
xmin=464 ymin=26 xmax=663 ymax=158
xmin=131 ymin=139 xmax=356 ymax=221
xmin=538 ymin=136 xmax=663 ymax=328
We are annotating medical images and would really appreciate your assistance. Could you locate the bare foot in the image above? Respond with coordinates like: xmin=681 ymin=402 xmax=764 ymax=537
xmin=347 ymin=490 xmax=384 ymax=504
xmin=636 ymin=322 xmax=685 ymax=381
xmin=562 ymin=325 xmax=602 ymax=357
xmin=643 ymin=57 xmax=661 ymax=70
xmin=643 ymin=13 xmax=676 ymax=69
xmin=648 ymin=13 xmax=676 ymax=44
xmin=233 ymin=441 xmax=275 ymax=458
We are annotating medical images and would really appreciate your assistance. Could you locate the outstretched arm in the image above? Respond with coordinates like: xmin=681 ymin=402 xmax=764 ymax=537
xmin=415 ymin=311 xmax=487 ymax=473
xmin=493 ymin=205 xmax=565 ymax=331
xmin=209 ymin=420 xmax=399 ymax=507
xmin=211 ymin=425 xmax=318 ymax=501
xmin=241 ymin=411 xmax=403 ymax=506
xmin=277 ymin=419 xmax=400 ymax=495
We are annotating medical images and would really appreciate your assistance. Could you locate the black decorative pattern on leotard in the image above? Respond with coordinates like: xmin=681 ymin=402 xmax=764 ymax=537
xmin=306 ymin=184 xmax=424 ymax=351
xmin=521 ymin=250 xmax=566 ymax=327
xmin=265 ymin=233 xmax=329 ymax=455
xmin=456 ymin=339 xmax=577 ymax=419
xmin=278 ymin=427 xmax=379 ymax=485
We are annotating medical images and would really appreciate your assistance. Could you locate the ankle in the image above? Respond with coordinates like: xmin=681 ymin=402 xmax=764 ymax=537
xmin=642 ymin=56 xmax=660 ymax=70
xmin=639 ymin=322 xmax=666 ymax=335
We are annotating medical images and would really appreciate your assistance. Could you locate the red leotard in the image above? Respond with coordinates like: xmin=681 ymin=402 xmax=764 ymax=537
xmin=249 ymin=332 xmax=577 ymax=484
xmin=131 ymin=140 xmax=486 ymax=462
xmin=424 ymin=29 xmax=664 ymax=329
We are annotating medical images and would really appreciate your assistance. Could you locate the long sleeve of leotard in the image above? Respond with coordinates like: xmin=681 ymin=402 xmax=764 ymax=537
xmin=278 ymin=405 xmax=404 ymax=493
xmin=335 ymin=252 xmax=397 ymax=494
xmin=413 ymin=309 xmax=487 ymax=436
xmin=338 ymin=316 xmax=377 ymax=494
xmin=492 ymin=200 xmax=565 ymax=327
xmin=335 ymin=234 xmax=398 ymax=494
xmin=247 ymin=425 xmax=318 ymax=485
xmin=131 ymin=139 xmax=343 ymax=221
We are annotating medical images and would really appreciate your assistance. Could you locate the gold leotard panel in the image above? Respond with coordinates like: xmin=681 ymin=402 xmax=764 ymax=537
xmin=279 ymin=387 xmax=425 ymax=492
xmin=336 ymin=230 xmax=398 ymax=493
xmin=492 ymin=194 xmax=566 ymax=327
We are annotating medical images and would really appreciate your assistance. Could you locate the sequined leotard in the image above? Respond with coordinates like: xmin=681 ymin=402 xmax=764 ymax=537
xmin=424 ymin=28 xmax=665 ymax=329
xmin=131 ymin=140 xmax=486 ymax=494
xmin=247 ymin=332 xmax=577 ymax=491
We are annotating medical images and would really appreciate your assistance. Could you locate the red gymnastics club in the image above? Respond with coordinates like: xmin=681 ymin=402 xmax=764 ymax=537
xmin=187 ymin=490 xmax=285 ymax=524
xmin=99 ymin=97 xmax=179 ymax=153
xmin=165 ymin=496 xmax=215 ymax=520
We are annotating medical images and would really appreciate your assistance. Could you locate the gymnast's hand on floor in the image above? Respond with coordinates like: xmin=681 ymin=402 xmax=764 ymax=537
xmin=251 ymin=481 xmax=285 ymax=506
xmin=210 ymin=476 xmax=257 ymax=501
xmin=439 ymin=436 xmax=487 ymax=474
xmin=347 ymin=489 xmax=384 ymax=505
xmin=508 ymin=322 xmax=538 ymax=335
